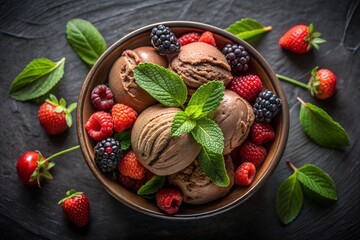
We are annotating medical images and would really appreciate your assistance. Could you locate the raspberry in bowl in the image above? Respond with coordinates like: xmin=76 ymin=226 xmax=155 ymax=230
xmin=76 ymin=21 xmax=289 ymax=219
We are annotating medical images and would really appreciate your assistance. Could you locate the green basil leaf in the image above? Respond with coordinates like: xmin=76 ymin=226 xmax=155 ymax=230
xmin=114 ymin=131 xmax=131 ymax=150
xmin=137 ymin=175 xmax=165 ymax=196
xmin=171 ymin=111 xmax=196 ymax=137
xmin=225 ymin=18 xmax=272 ymax=41
xmin=8 ymin=58 xmax=65 ymax=101
xmin=66 ymin=18 xmax=107 ymax=67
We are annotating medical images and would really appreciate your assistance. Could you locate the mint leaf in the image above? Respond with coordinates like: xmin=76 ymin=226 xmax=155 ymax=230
xmin=134 ymin=63 xmax=187 ymax=107
xmin=187 ymin=81 xmax=224 ymax=119
xmin=114 ymin=131 xmax=131 ymax=150
xmin=191 ymin=117 xmax=224 ymax=154
xmin=184 ymin=105 xmax=203 ymax=119
xmin=299 ymin=98 xmax=350 ymax=148
xmin=137 ymin=175 xmax=165 ymax=196
xmin=198 ymin=147 xmax=230 ymax=187
xmin=66 ymin=18 xmax=107 ymax=67
xmin=9 ymin=58 xmax=65 ymax=101
xmin=171 ymin=111 xmax=196 ymax=137
xmin=296 ymin=164 xmax=337 ymax=201
xmin=225 ymin=18 xmax=272 ymax=41
xmin=276 ymin=173 xmax=303 ymax=225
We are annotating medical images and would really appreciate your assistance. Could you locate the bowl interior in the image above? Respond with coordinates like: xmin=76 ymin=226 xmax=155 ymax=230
xmin=77 ymin=21 xmax=289 ymax=219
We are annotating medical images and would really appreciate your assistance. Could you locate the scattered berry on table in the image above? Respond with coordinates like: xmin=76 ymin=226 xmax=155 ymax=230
xmin=251 ymin=121 xmax=275 ymax=145
xmin=253 ymin=89 xmax=282 ymax=123
xmin=308 ymin=66 xmax=336 ymax=100
xmin=222 ymin=43 xmax=250 ymax=73
xmin=198 ymin=31 xmax=216 ymax=46
xmin=112 ymin=103 xmax=137 ymax=132
xmin=178 ymin=32 xmax=201 ymax=46
xmin=229 ymin=74 xmax=263 ymax=103
xmin=91 ymin=84 xmax=114 ymax=110
xmin=156 ymin=188 xmax=183 ymax=215
xmin=239 ymin=141 xmax=267 ymax=168
xmin=118 ymin=150 xmax=146 ymax=180
xmin=85 ymin=111 xmax=113 ymax=141
xmin=235 ymin=162 xmax=256 ymax=186
xmin=94 ymin=138 xmax=122 ymax=173
xmin=150 ymin=24 xmax=180 ymax=54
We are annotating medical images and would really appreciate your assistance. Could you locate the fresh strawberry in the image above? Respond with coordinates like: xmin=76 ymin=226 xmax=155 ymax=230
xmin=38 ymin=94 xmax=77 ymax=135
xmin=118 ymin=150 xmax=146 ymax=180
xmin=178 ymin=32 xmax=201 ymax=46
xmin=308 ymin=66 xmax=336 ymax=99
xmin=239 ymin=141 xmax=267 ymax=168
xmin=279 ymin=23 xmax=326 ymax=54
xmin=58 ymin=189 xmax=90 ymax=227
xmin=235 ymin=162 xmax=256 ymax=186
xmin=229 ymin=74 xmax=263 ymax=103
xmin=198 ymin=31 xmax=216 ymax=46
xmin=156 ymin=188 xmax=183 ymax=214
xmin=112 ymin=104 xmax=137 ymax=132
xmin=85 ymin=111 xmax=113 ymax=141
xmin=251 ymin=121 xmax=275 ymax=145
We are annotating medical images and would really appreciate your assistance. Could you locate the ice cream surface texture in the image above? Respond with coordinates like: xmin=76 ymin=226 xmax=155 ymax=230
xmin=131 ymin=104 xmax=202 ymax=176
xmin=108 ymin=46 xmax=168 ymax=112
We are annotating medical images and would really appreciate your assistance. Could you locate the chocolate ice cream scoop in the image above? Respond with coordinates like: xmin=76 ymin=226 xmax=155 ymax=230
xmin=108 ymin=46 xmax=168 ymax=112
xmin=169 ymin=42 xmax=232 ymax=94
xmin=168 ymin=155 xmax=234 ymax=205
xmin=212 ymin=90 xmax=255 ymax=154
xmin=131 ymin=104 xmax=201 ymax=176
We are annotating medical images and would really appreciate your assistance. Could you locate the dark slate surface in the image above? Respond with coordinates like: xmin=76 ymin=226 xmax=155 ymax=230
xmin=1 ymin=0 xmax=359 ymax=239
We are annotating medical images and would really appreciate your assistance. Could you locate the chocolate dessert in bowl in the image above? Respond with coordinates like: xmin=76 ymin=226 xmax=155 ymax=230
xmin=76 ymin=21 xmax=289 ymax=219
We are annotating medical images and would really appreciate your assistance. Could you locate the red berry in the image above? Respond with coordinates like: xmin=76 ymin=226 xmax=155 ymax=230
xmin=91 ymin=84 xmax=114 ymax=110
xmin=59 ymin=190 xmax=90 ymax=227
xmin=251 ymin=121 xmax=275 ymax=145
xmin=85 ymin=111 xmax=113 ymax=141
xmin=156 ymin=188 xmax=182 ymax=215
xmin=112 ymin=104 xmax=137 ymax=132
xmin=235 ymin=162 xmax=256 ymax=186
xmin=178 ymin=32 xmax=201 ymax=46
xmin=229 ymin=74 xmax=263 ymax=103
xmin=239 ymin=141 xmax=267 ymax=168
xmin=118 ymin=150 xmax=146 ymax=180
xmin=198 ymin=31 xmax=216 ymax=46
xmin=308 ymin=67 xmax=336 ymax=99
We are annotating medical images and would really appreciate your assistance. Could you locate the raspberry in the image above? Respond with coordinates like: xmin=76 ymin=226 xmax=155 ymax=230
xmin=251 ymin=121 xmax=275 ymax=145
xmin=178 ymin=32 xmax=201 ymax=46
xmin=111 ymin=104 xmax=137 ymax=132
xmin=235 ymin=162 xmax=256 ymax=186
xmin=118 ymin=151 xmax=146 ymax=180
xmin=85 ymin=111 xmax=113 ymax=141
xmin=150 ymin=25 xmax=180 ymax=54
xmin=253 ymin=89 xmax=282 ymax=123
xmin=229 ymin=74 xmax=263 ymax=103
xmin=222 ymin=43 xmax=250 ymax=73
xmin=118 ymin=173 xmax=144 ymax=192
xmin=91 ymin=84 xmax=114 ymax=110
xmin=239 ymin=141 xmax=267 ymax=168
xmin=94 ymin=138 xmax=122 ymax=173
xmin=198 ymin=31 xmax=216 ymax=46
xmin=156 ymin=188 xmax=183 ymax=215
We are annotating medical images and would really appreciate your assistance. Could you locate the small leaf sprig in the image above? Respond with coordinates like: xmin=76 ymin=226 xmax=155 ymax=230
xmin=225 ymin=18 xmax=272 ymax=41
xmin=276 ymin=160 xmax=337 ymax=225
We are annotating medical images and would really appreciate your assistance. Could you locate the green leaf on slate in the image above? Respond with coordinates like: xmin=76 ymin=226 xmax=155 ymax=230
xmin=134 ymin=63 xmax=188 ymax=107
xmin=225 ymin=18 xmax=272 ymax=41
xmin=276 ymin=173 xmax=304 ymax=225
xmin=296 ymin=164 xmax=337 ymax=201
xmin=171 ymin=111 xmax=197 ymax=137
xmin=137 ymin=175 xmax=165 ymax=196
xmin=8 ymin=58 xmax=66 ymax=101
xmin=198 ymin=147 xmax=229 ymax=187
xmin=191 ymin=117 xmax=224 ymax=154
xmin=114 ymin=131 xmax=132 ymax=150
xmin=299 ymin=100 xmax=350 ymax=149
xmin=66 ymin=18 xmax=107 ymax=67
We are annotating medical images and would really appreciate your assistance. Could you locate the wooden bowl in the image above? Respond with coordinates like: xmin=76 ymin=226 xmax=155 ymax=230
xmin=76 ymin=21 xmax=289 ymax=219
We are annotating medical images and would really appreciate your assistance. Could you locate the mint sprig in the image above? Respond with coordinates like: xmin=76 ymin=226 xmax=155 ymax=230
xmin=171 ymin=111 xmax=196 ymax=137
xmin=137 ymin=175 xmax=165 ymax=196
xmin=114 ymin=131 xmax=132 ymax=150
xmin=225 ymin=18 xmax=272 ymax=41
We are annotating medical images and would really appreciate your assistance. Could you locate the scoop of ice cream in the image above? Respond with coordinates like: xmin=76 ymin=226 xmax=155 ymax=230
xmin=169 ymin=42 xmax=232 ymax=94
xmin=212 ymin=90 xmax=255 ymax=154
xmin=168 ymin=155 xmax=234 ymax=205
xmin=108 ymin=46 xmax=168 ymax=112
xmin=131 ymin=104 xmax=201 ymax=176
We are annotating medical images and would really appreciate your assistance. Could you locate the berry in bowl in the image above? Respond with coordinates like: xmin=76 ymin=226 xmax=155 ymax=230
xmin=76 ymin=21 xmax=289 ymax=219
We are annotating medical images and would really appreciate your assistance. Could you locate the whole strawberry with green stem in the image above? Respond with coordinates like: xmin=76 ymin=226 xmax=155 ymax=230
xmin=38 ymin=94 xmax=77 ymax=135
xmin=279 ymin=23 xmax=326 ymax=54
xmin=276 ymin=66 xmax=336 ymax=100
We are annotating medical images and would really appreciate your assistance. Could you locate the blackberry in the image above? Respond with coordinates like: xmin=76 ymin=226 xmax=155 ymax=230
xmin=94 ymin=138 xmax=122 ymax=173
xmin=222 ymin=43 xmax=250 ymax=73
xmin=253 ymin=90 xmax=282 ymax=123
xmin=150 ymin=25 xmax=180 ymax=54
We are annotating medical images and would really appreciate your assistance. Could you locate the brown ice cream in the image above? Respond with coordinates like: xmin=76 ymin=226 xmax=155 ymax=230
xmin=168 ymin=155 xmax=234 ymax=205
xmin=108 ymin=46 xmax=168 ymax=112
xmin=131 ymin=104 xmax=202 ymax=176
xmin=169 ymin=42 xmax=232 ymax=94
xmin=212 ymin=90 xmax=255 ymax=154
